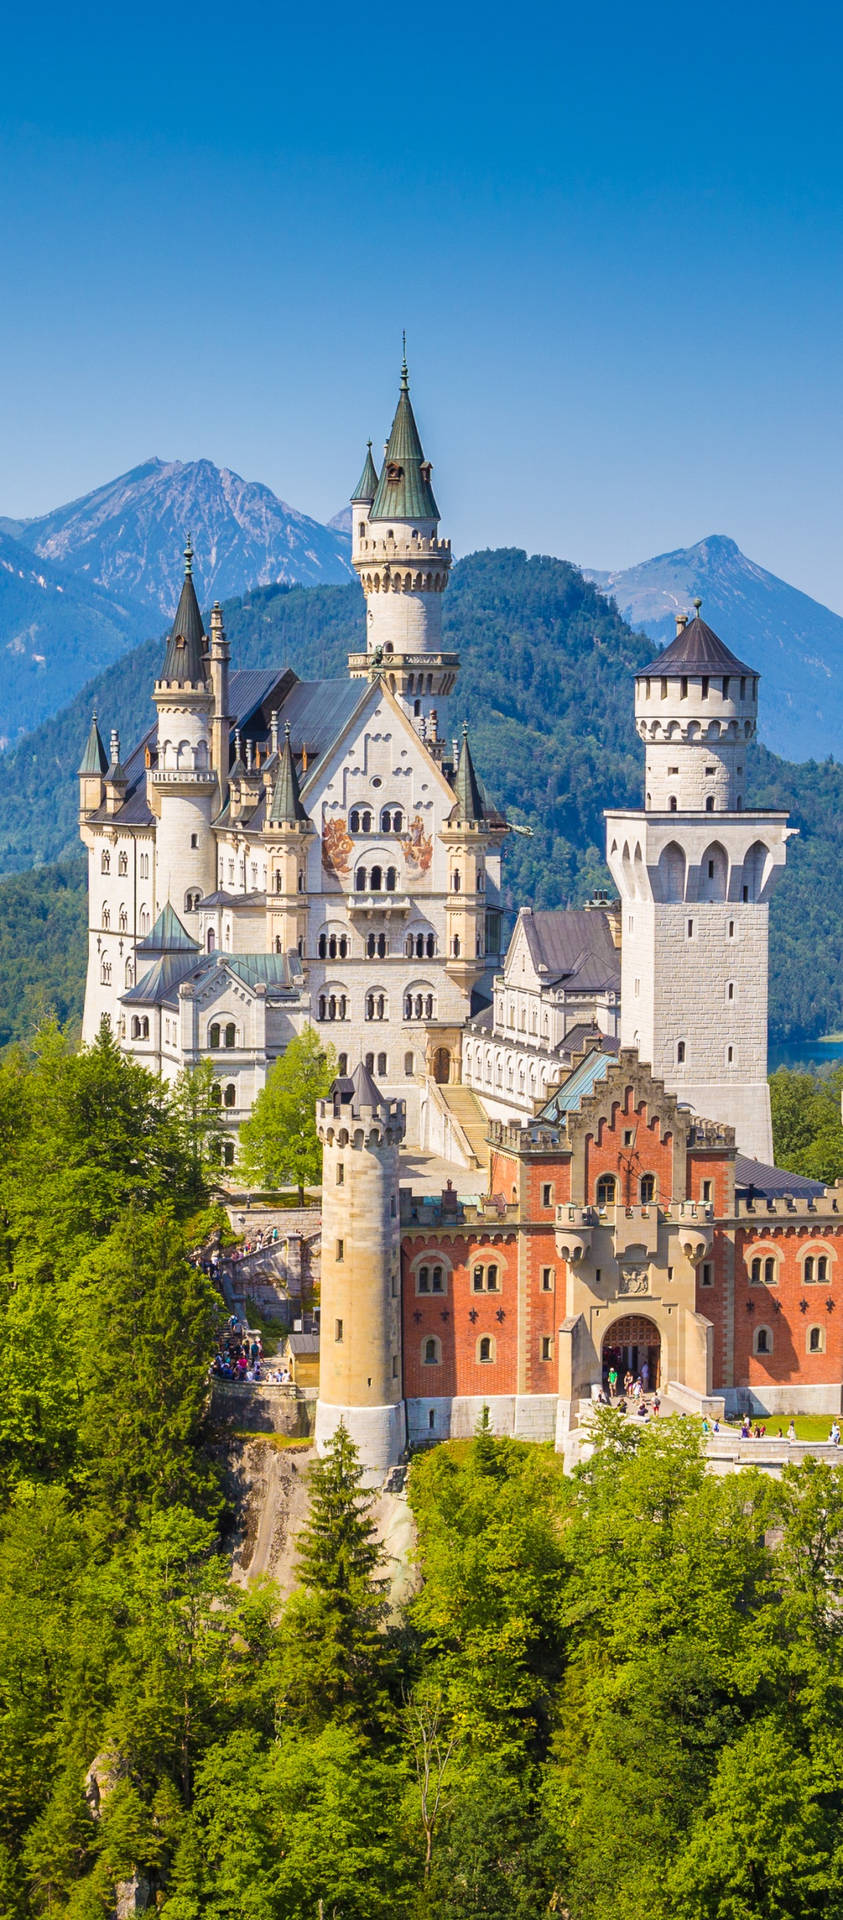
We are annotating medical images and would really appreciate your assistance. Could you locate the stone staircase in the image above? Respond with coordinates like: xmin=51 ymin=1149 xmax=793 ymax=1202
xmin=437 ymin=1084 xmax=492 ymax=1173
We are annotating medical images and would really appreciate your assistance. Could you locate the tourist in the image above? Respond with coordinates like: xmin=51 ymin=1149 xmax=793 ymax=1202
xmin=652 ymin=1392 xmax=661 ymax=1415
xmin=712 ymin=1417 xmax=720 ymax=1433
xmin=830 ymin=1420 xmax=840 ymax=1447
xmin=636 ymin=1398 xmax=648 ymax=1419
xmin=641 ymin=1360 xmax=649 ymax=1391
xmin=701 ymin=1417 xmax=710 ymax=1436
xmin=607 ymin=1364 xmax=618 ymax=1399
xmin=787 ymin=1419 xmax=797 ymax=1442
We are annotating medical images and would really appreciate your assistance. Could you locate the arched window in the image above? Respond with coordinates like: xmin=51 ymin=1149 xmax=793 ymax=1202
xmin=808 ymin=1325 xmax=825 ymax=1353
xmin=426 ymin=932 xmax=435 ymax=957
xmin=365 ymin=992 xmax=387 ymax=1021
xmin=275 ymin=872 xmax=283 ymax=893
xmin=101 ymin=849 xmax=110 ymax=874
xmin=477 ymin=1335 xmax=495 ymax=1364
xmin=386 ymin=866 xmax=397 ymax=891
xmin=349 ymin=809 xmax=360 ymax=834
xmin=210 ymin=1082 xmax=222 ymax=1106
xmin=764 ymin=1256 xmax=776 ymax=1285
xmin=117 ymin=905 xmax=127 ymax=932
xmin=209 ymin=1023 xmax=221 ymax=1049
xmin=207 ymin=928 xmax=215 ymax=952
xmin=750 ymin=1257 xmax=762 ymax=1283
xmin=223 ymin=1083 xmax=236 ymax=1108
xmin=125 ymin=959 xmax=133 ymax=988
xmin=754 ymin=1326 xmax=772 ymax=1356
xmin=596 ymin=1174 xmax=616 ymax=1207
xmin=318 ymin=933 xmax=327 ymax=958
xmin=668 ymin=795 xmax=677 ymax=812
xmin=422 ymin=1336 xmax=441 ymax=1366
xmin=118 ymin=850 xmax=128 ymax=875
xmin=452 ymin=870 xmax=461 ymax=892
xmin=184 ymin=889 xmax=200 ymax=914
xmin=818 ymin=1254 xmax=829 ymax=1282
xmin=640 ymin=1173 xmax=656 ymax=1203
xmin=355 ymin=866 xmax=367 ymax=892
xmin=224 ymin=1023 xmax=236 ymax=1048
xmin=337 ymin=1052 xmax=348 ymax=1075
xmin=677 ymin=1040 xmax=686 ymax=1064
xmin=102 ymin=905 xmax=110 ymax=929
xmin=805 ymin=1255 xmax=814 ymax=1283
xmin=404 ymin=1051 xmax=414 ymax=1075
xmin=417 ymin=1265 xmax=430 ymax=1293
xmin=222 ymin=1139 xmax=235 ymax=1168
xmin=377 ymin=1051 xmax=387 ymax=1075
xmin=100 ymin=958 xmax=111 ymax=985
xmin=369 ymin=865 xmax=383 ymax=892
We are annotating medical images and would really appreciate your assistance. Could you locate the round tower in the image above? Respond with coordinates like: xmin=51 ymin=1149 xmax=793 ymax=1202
xmin=315 ymin=1063 xmax=406 ymax=1479
xmin=635 ymin=603 xmax=758 ymax=814
xmin=150 ymin=539 xmax=217 ymax=920
xmin=348 ymin=356 xmax=457 ymax=748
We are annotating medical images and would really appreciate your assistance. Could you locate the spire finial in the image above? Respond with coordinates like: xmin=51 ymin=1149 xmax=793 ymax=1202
xmin=462 ymin=719 xmax=469 ymax=738
xmin=401 ymin=331 xmax=408 ymax=389
xmin=693 ymin=595 xmax=702 ymax=615
xmin=285 ymin=719 xmax=291 ymax=742
xmin=184 ymin=532 xmax=193 ymax=577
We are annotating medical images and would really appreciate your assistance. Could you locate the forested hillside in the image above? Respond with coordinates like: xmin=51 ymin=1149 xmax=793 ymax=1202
xmin=0 ymin=548 xmax=839 ymax=1038
xmin=2 ymin=1030 xmax=842 ymax=1920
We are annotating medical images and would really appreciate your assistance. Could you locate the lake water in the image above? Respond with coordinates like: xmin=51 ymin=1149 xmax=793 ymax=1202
xmin=768 ymin=1036 xmax=843 ymax=1073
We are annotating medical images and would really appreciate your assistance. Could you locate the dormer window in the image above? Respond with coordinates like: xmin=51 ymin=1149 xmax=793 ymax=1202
xmin=420 ymin=461 xmax=432 ymax=483
xmin=386 ymin=463 xmax=403 ymax=483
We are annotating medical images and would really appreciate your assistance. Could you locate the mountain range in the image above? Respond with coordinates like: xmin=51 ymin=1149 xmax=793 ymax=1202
xmin=0 ymin=458 xmax=354 ymax=744
xmin=584 ymin=535 xmax=843 ymax=763
xmin=0 ymin=547 xmax=840 ymax=1043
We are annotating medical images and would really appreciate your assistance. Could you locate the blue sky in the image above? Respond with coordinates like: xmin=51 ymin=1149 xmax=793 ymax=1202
xmin=2 ymin=0 xmax=841 ymax=609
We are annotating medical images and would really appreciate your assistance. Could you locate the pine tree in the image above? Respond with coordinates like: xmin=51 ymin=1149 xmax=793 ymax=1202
xmin=273 ymin=1423 xmax=394 ymax=1731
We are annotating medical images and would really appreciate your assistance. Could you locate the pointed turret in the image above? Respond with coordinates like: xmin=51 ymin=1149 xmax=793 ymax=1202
xmin=268 ymin=723 xmax=308 ymax=826
xmin=78 ymin=712 xmax=108 ymax=777
xmin=351 ymin=440 xmax=379 ymax=506
xmin=449 ymin=724 xmax=485 ymax=824
xmin=78 ymin=710 xmax=109 ymax=816
xmin=159 ymin=536 xmax=208 ymax=685
xmin=136 ymin=901 xmax=200 ymax=957
xmin=369 ymin=356 xmax=439 ymax=521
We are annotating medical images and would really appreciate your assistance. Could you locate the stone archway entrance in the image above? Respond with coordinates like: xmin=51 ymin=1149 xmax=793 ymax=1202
xmin=603 ymin=1314 xmax=661 ymax=1392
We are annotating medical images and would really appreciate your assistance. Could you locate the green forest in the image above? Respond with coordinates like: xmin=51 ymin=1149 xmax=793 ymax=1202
xmin=0 ymin=548 xmax=841 ymax=1037
xmin=2 ymin=1023 xmax=843 ymax=1915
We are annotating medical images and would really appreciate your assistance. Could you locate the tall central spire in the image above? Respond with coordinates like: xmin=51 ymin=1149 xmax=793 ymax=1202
xmin=369 ymin=357 xmax=439 ymax=521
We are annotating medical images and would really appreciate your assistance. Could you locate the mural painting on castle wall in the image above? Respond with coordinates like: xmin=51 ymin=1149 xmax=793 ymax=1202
xmin=321 ymin=815 xmax=353 ymax=878
xmin=401 ymin=815 xmax=433 ymax=875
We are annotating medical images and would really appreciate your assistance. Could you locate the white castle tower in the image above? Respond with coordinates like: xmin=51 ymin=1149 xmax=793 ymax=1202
xmin=348 ymin=351 xmax=457 ymax=753
xmin=149 ymin=539 xmax=218 ymax=921
xmin=314 ymin=1064 xmax=406 ymax=1478
xmin=605 ymin=603 xmax=790 ymax=1163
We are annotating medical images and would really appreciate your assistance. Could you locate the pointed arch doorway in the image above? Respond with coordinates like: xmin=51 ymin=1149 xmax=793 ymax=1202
xmin=602 ymin=1314 xmax=661 ymax=1391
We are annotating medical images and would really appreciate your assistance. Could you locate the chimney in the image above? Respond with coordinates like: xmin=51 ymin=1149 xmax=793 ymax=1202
xmin=675 ymin=613 xmax=689 ymax=635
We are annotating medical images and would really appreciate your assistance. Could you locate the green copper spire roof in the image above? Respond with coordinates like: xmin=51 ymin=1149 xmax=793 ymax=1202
xmin=268 ymin=723 xmax=308 ymax=825
xmin=449 ymin=724 xmax=486 ymax=824
xmin=159 ymin=536 xmax=209 ymax=685
xmin=351 ymin=440 xmax=379 ymax=504
xmin=78 ymin=711 xmax=108 ymax=777
xmin=369 ymin=357 xmax=440 ymax=522
xmin=136 ymin=901 xmax=200 ymax=955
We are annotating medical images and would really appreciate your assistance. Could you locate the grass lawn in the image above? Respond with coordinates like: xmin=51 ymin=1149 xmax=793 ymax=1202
xmin=722 ymin=1412 xmax=840 ymax=1443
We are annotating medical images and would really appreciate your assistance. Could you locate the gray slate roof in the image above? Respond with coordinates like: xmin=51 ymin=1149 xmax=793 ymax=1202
xmin=639 ymin=612 xmax=753 ymax=680
xmin=517 ymin=909 xmax=621 ymax=992
xmin=734 ymin=1156 xmax=826 ymax=1200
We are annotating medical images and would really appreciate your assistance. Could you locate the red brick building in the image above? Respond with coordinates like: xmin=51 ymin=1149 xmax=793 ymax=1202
xmin=399 ymin=1046 xmax=842 ymax=1446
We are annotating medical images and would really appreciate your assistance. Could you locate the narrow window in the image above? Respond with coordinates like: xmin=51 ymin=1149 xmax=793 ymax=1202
xmin=424 ymin=1337 xmax=439 ymax=1365
xmin=751 ymin=1257 xmax=761 ymax=1283
xmin=473 ymin=1265 xmax=484 ymax=1293
xmin=336 ymin=1238 xmax=344 ymax=1263
xmin=541 ymin=1336 xmax=553 ymax=1361
xmin=640 ymin=1173 xmax=655 ymax=1202
xmin=335 ymin=1319 xmax=343 ymax=1342
xmin=809 ymin=1326 xmax=823 ymax=1353
xmin=428 ymin=1408 xmax=435 ymax=1430
xmin=487 ymin=1263 xmax=499 ymax=1292
xmin=764 ymin=1256 xmax=775 ymax=1284
xmin=542 ymin=1183 xmax=553 ymax=1207
xmin=700 ymin=1262 xmax=714 ymax=1287
xmin=677 ymin=1040 xmax=686 ymax=1064
xmin=418 ymin=1266 xmax=430 ymax=1293
xmin=818 ymin=1255 xmax=828 ymax=1282
xmin=756 ymin=1327 xmax=770 ymax=1354
xmin=336 ymin=1163 xmax=344 ymax=1186
xmin=596 ymin=1174 xmax=616 ymax=1206
xmin=479 ymin=1336 xmax=492 ymax=1363
xmin=701 ymin=1179 xmax=713 ymax=1203
xmin=541 ymin=1267 xmax=554 ymax=1292
xmin=432 ymin=1266 xmax=444 ymax=1293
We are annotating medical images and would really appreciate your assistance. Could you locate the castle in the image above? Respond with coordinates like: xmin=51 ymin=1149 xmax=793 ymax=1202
xmin=80 ymin=358 xmax=843 ymax=1473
